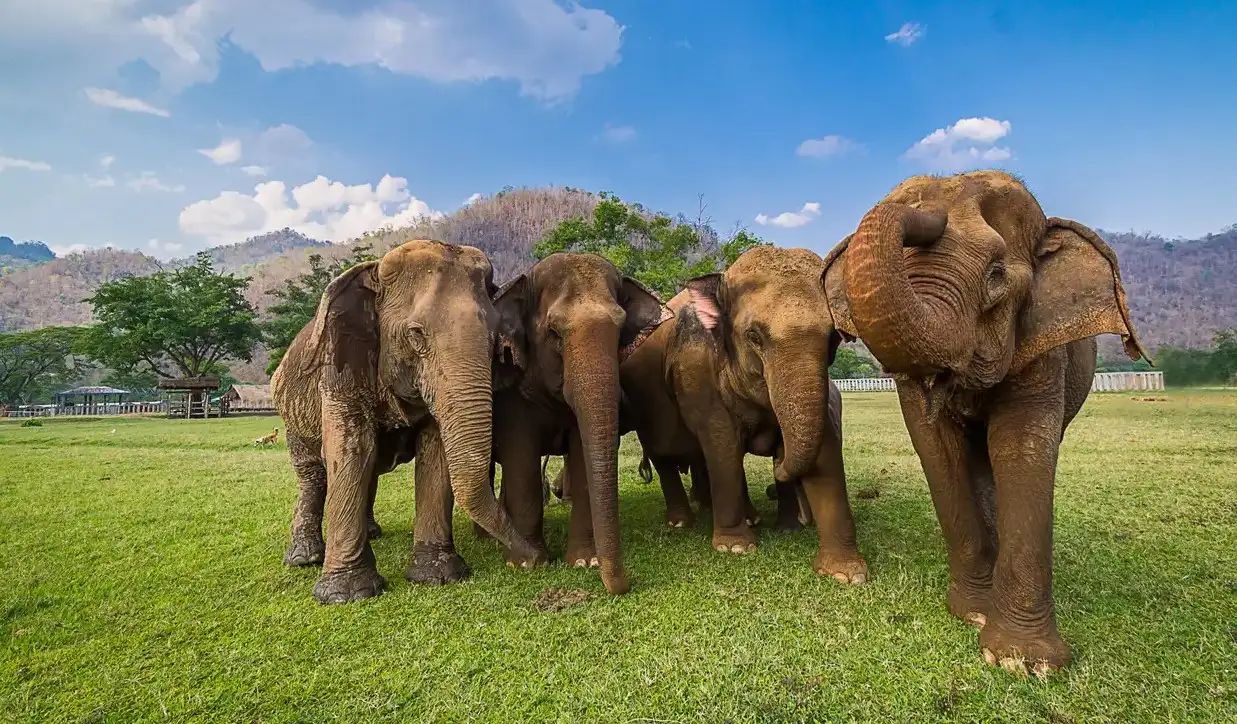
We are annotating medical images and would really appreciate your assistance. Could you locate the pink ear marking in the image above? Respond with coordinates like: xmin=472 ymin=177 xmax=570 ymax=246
xmin=687 ymin=288 xmax=721 ymax=330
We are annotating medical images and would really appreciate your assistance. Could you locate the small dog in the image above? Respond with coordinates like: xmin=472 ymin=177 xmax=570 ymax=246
xmin=254 ymin=428 xmax=279 ymax=446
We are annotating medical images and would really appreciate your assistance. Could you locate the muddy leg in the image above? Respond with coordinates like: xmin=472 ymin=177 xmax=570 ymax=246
xmin=284 ymin=431 xmax=326 ymax=567
xmin=405 ymin=422 xmax=470 ymax=585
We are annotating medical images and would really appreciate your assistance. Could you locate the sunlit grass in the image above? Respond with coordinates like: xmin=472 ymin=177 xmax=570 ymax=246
xmin=1 ymin=391 xmax=1234 ymax=721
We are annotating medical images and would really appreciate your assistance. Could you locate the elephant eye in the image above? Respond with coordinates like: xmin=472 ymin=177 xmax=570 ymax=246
xmin=406 ymin=325 xmax=429 ymax=354
xmin=745 ymin=328 xmax=763 ymax=348
xmin=984 ymin=261 xmax=1009 ymax=308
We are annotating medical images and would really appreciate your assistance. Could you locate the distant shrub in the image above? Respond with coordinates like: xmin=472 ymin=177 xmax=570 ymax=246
xmin=20 ymin=418 xmax=42 ymax=427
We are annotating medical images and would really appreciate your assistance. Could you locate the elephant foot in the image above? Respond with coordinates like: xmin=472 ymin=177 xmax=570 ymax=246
xmin=979 ymin=611 xmax=1071 ymax=677
xmin=744 ymin=502 xmax=761 ymax=527
xmin=405 ymin=542 xmax=470 ymax=585
xmin=505 ymin=541 xmax=551 ymax=569
xmin=599 ymin=558 xmax=630 ymax=596
xmin=666 ymin=506 xmax=695 ymax=529
xmin=712 ymin=525 xmax=757 ymax=554
xmin=367 ymin=519 xmax=383 ymax=540
xmin=765 ymin=483 xmax=777 ymax=501
xmin=947 ymin=580 xmax=993 ymax=628
xmin=313 ymin=566 xmax=386 ymax=605
xmin=283 ymin=533 xmax=325 ymax=567
xmin=812 ymin=548 xmax=868 ymax=585
xmin=473 ymin=522 xmax=493 ymax=541
xmin=566 ymin=541 xmax=599 ymax=568
xmin=775 ymin=513 xmax=804 ymax=533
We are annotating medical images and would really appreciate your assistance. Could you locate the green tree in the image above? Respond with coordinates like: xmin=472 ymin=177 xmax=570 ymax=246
xmin=828 ymin=347 xmax=879 ymax=379
xmin=261 ymin=244 xmax=379 ymax=374
xmin=533 ymin=193 xmax=767 ymax=298
xmin=0 ymin=326 xmax=90 ymax=404
xmin=82 ymin=252 xmax=261 ymax=379
xmin=1209 ymin=328 xmax=1237 ymax=383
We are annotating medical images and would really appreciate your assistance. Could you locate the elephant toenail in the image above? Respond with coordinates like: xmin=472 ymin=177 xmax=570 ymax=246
xmin=966 ymin=612 xmax=987 ymax=628
xmin=851 ymin=573 xmax=867 ymax=585
xmin=521 ymin=561 xmax=533 ymax=569
xmin=983 ymin=648 xmax=997 ymax=666
xmin=589 ymin=557 xmax=599 ymax=567
xmin=833 ymin=572 xmax=848 ymax=583
xmin=715 ymin=545 xmax=727 ymax=553
xmin=506 ymin=561 xmax=515 ymax=568
xmin=574 ymin=559 xmax=587 ymax=567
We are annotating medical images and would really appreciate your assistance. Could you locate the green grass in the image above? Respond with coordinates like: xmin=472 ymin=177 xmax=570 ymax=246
xmin=1 ymin=392 xmax=1234 ymax=722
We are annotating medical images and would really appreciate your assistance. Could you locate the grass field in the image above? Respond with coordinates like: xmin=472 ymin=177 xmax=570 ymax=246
xmin=2 ymin=391 xmax=1234 ymax=722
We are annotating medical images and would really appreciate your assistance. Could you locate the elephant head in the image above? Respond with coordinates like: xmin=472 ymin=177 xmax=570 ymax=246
xmin=822 ymin=170 xmax=1146 ymax=399
xmin=683 ymin=246 xmax=842 ymax=482
xmin=306 ymin=239 xmax=534 ymax=560
xmin=493 ymin=252 xmax=668 ymax=594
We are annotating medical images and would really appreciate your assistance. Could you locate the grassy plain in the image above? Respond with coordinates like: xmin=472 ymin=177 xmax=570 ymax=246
xmin=1 ymin=391 xmax=1234 ymax=722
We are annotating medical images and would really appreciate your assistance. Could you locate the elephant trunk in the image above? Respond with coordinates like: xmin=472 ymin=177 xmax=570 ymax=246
xmin=843 ymin=202 xmax=968 ymax=376
xmin=766 ymin=344 xmax=828 ymax=482
xmin=563 ymin=325 xmax=628 ymax=595
xmin=431 ymin=354 xmax=537 ymax=561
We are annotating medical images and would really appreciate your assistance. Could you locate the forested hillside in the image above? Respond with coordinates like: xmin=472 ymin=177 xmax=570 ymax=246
xmin=0 ymin=236 xmax=55 ymax=275
xmin=2 ymin=191 xmax=1233 ymax=382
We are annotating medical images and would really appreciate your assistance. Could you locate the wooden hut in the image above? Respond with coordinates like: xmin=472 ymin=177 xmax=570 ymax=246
xmin=219 ymin=384 xmax=275 ymax=415
xmin=158 ymin=377 xmax=221 ymax=418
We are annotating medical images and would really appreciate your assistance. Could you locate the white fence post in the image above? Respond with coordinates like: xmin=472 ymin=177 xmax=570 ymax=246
xmin=1090 ymin=371 xmax=1164 ymax=392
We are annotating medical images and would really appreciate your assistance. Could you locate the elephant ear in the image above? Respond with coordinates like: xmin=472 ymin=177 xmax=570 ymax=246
xmin=1012 ymin=218 xmax=1149 ymax=372
xmin=683 ymin=273 xmax=725 ymax=332
xmin=618 ymin=277 xmax=672 ymax=362
xmin=820 ymin=235 xmax=859 ymax=342
xmin=304 ymin=261 xmax=381 ymax=375
xmin=493 ymin=273 xmax=529 ymax=374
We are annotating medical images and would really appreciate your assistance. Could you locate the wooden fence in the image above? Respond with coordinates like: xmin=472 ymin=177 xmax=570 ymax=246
xmin=1 ymin=402 xmax=166 ymax=418
xmin=1090 ymin=371 xmax=1165 ymax=392
xmin=834 ymin=372 xmax=1165 ymax=393
xmin=833 ymin=377 xmax=898 ymax=392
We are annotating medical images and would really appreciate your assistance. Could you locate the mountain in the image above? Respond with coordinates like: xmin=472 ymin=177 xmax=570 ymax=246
xmin=0 ymin=236 xmax=56 ymax=275
xmin=2 ymin=190 xmax=1233 ymax=381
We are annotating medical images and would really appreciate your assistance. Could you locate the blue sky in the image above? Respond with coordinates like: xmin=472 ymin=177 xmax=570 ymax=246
xmin=1 ymin=1 xmax=1233 ymax=259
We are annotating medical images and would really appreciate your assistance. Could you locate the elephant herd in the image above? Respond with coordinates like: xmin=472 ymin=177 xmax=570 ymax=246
xmin=270 ymin=170 xmax=1147 ymax=675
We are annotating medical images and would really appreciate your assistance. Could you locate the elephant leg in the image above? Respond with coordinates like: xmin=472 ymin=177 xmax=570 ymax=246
xmin=774 ymin=480 xmax=805 ymax=532
xmin=741 ymin=468 xmax=761 ymax=526
xmin=284 ymin=430 xmax=326 ymax=567
xmin=654 ymin=457 xmax=694 ymax=528
xmin=313 ymin=410 xmax=385 ymax=605
xmin=689 ymin=461 xmax=712 ymax=511
xmin=564 ymin=428 xmax=599 ymax=567
xmin=696 ymin=421 xmax=755 ymax=554
xmin=800 ymin=435 xmax=867 ymax=585
xmin=405 ymin=422 xmax=470 ymax=585
xmin=365 ymin=469 xmax=383 ymax=540
xmin=898 ymin=385 xmax=996 ymax=627
xmin=979 ymin=370 xmax=1071 ymax=674
xmin=492 ymin=398 xmax=549 ymax=566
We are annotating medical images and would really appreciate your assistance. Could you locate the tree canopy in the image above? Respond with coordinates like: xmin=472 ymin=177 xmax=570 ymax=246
xmin=0 ymin=326 xmax=90 ymax=404
xmin=1152 ymin=328 xmax=1237 ymax=386
xmin=533 ymin=192 xmax=768 ymax=298
xmin=261 ymin=244 xmax=379 ymax=374
xmin=82 ymin=252 xmax=261 ymax=379
xmin=828 ymin=347 xmax=880 ymax=379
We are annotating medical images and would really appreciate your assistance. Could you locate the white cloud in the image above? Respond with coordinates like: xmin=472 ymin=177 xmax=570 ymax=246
xmin=128 ymin=171 xmax=185 ymax=193
xmin=84 ymin=87 xmax=170 ymax=117
xmin=0 ymin=155 xmax=52 ymax=172
xmin=240 ymin=165 xmax=268 ymax=177
xmin=464 ymin=192 xmax=484 ymax=206
xmin=11 ymin=1 xmax=623 ymax=104
xmin=198 ymin=137 xmax=243 ymax=165
xmin=755 ymin=202 xmax=821 ymax=229
xmin=87 ymin=175 xmax=116 ymax=188
xmin=179 ymin=173 xmax=442 ymax=245
xmin=885 ymin=22 xmax=924 ymax=47
xmin=100 ymin=154 xmax=116 ymax=168
xmin=796 ymin=135 xmax=860 ymax=159
xmin=50 ymin=243 xmax=90 ymax=257
xmin=903 ymin=117 xmax=1014 ymax=171
xmin=147 ymin=238 xmax=185 ymax=256
xmin=598 ymin=123 xmax=637 ymax=144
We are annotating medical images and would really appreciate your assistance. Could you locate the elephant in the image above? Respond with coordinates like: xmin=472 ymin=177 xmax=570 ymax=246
xmin=615 ymin=246 xmax=867 ymax=583
xmin=271 ymin=239 xmax=537 ymax=604
xmin=483 ymin=252 xmax=669 ymax=595
xmin=820 ymin=169 xmax=1147 ymax=673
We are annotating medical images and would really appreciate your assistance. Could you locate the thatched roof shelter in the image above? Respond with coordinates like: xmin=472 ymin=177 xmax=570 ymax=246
xmin=220 ymin=384 xmax=274 ymax=411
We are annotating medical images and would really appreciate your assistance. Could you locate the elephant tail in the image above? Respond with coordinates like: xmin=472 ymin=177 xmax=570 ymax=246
xmin=638 ymin=453 xmax=653 ymax=484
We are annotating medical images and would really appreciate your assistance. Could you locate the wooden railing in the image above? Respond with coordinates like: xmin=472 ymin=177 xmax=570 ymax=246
xmin=1 ymin=402 xmax=166 ymax=418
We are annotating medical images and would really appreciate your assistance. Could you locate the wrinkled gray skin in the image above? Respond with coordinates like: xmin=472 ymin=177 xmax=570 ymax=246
xmin=822 ymin=170 xmax=1147 ymax=673
xmin=272 ymin=239 xmax=535 ymax=604
xmin=481 ymin=253 xmax=668 ymax=595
